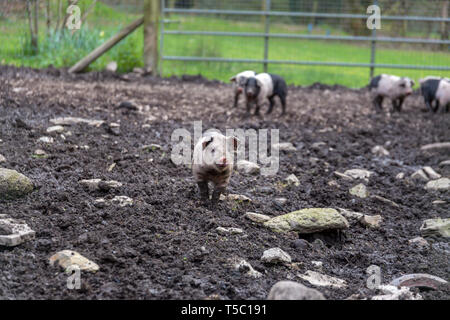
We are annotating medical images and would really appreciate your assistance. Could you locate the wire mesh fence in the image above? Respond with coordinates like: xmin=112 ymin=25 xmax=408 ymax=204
xmin=0 ymin=0 xmax=448 ymax=87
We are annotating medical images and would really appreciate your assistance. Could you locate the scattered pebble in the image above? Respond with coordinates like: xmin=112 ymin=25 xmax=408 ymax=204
xmin=261 ymin=248 xmax=292 ymax=264
xmin=371 ymin=285 xmax=422 ymax=300
xmin=49 ymin=250 xmax=99 ymax=273
xmin=0 ymin=168 xmax=34 ymax=200
xmin=236 ymin=160 xmax=260 ymax=175
xmin=50 ymin=117 xmax=104 ymax=127
xmin=232 ymin=258 xmax=262 ymax=278
xmin=0 ymin=154 xmax=6 ymax=163
xmin=298 ymin=270 xmax=347 ymax=289
xmin=285 ymin=174 xmax=300 ymax=186
xmin=272 ymin=142 xmax=296 ymax=152
xmin=267 ymin=281 xmax=325 ymax=300
xmin=38 ymin=136 xmax=54 ymax=144
xmin=359 ymin=215 xmax=383 ymax=229
xmin=420 ymin=142 xmax=450 ymax=151
xmin=216 ymin=227 xmax=244 ymax=235
xmin=344 ymin=169 xmax=373 ymax=180
xmin=244 ymin=212 xmax=271 ymax=223
xmin=408 ymin=237 xmax=429 ymax=248
xmin=349 ymin=183 xmax=369 ymax=198
xmin=0 ymin=217 xmax=35 ymax=247
xmin=424 ymin=178 xmax=450 ymax=191
xmin=220 ymin=194 xmax=252 ymax=202
xmin=371 ymin=145 xmax=390 ymax=157
xmin=46 ymin=125 xmax=64 ymax=134
xmin=420 ymin=218 xmax=449 ymax=238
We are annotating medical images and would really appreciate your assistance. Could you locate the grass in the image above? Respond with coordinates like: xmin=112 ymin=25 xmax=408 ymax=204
xmin=0 ymin=1 xmax=448 ymax=88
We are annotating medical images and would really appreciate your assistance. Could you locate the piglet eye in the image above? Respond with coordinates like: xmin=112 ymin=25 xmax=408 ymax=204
xmin=211 ymin=148 xmax=215 ymax=153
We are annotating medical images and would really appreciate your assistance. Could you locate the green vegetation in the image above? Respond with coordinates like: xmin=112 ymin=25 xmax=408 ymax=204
xmin=0 ymin=0 xmax=448 ymax=87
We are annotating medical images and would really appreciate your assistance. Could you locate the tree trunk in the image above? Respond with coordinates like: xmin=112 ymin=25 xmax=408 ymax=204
xmin=144 ymin=0 xmax=159 ymax=73
xmin=441 ymin=0 xmax=449 ymax=50
xmin=46 ymin=0 xmax=51 ymax=36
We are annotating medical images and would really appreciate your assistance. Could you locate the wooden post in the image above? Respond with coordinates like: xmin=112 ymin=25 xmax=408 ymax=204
xmin=441 ymin=0 xmax=449 ymax=50
xmin=144 ymin=0 xmax=160 ymax=74
xmin=69 ymin=17 xmax=144 ymax=73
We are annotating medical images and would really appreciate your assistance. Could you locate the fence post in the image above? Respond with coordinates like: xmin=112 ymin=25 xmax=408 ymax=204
xmin=159 ymin=0 xmax=165 ymax=76
xmin=144 ymin=0 xmax=160 ymax=74
xmin=369 ymin=0 xmax=378 ymax=79
xmin=263 ymin=0 xmax=271 ymax=73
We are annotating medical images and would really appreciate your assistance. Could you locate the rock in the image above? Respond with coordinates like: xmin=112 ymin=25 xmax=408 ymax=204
xmin=360 ymin=215 xmax=383 ymax=229
xmin=311 ymin=261 xmax=323 ymax=271
xmin=272 ymin=142 xmax=296 ymax=152
xmin=285 ymin=174 xmax=300 ymax=186
xmin=49 ymin=250 xmax=99 ymax=273
xmin=420 ymin=142 xmax=450 ymax=151
xmin=0 ymin=168 xmax=34 ymax=200
xmin=0 ymin=154 xmax=6 ymax=163
xmin=371 ymin=285 xmax=422 ymax=300
xmin=432 ymin=200 xmax=446 ymax=205
xmin=50 ymin=117 xmax=104 ymax=127
xmin=349 ymin=183 xmax=369 ymax=198
xmin=311 ymin=142 xmax=326 ymax=150
xmin=297 ymin=270 xmax=347 ymax=289
xmin=334 ymin=171 xmax=353 ymax=181
xmin=396 ymin=172 xmax=405 ymax=180
xmin=46 ymin=125 xmax=64 ymax=134
xmin=422 ymin=167 xmax=442 ymax=180
xmin=232 ymin=258 xmax=262 ymax=278
xmin=245 ymin=212 xmax=271 ymax=223
xmin=409 ymin=237 xmax=429 ymax=248
xmin=79 ymin=179 xmax=123 ymax=191
xmin=273 ymin=198 xmax=288 ymax=206
xmin=337 ymin=208 xmax=364 ymax=220
xmin=371 ymin=145 xmax=390 ymax=156
xmin=439 ymin=160 xmax=450 ymax=167
xmin=344 ymin=169 xmax=373 ymax=180
xmin=292 ymin=239 xmax=310 ymax=250
xmin=424 ymin=178 xmax=450 ymax=191
xmin=420 ymin=218 xmax=450 ymax=238
xmin=389 ymin=274 xmax=448 ymax=291
xmin=142 ymin=144 xmax=163 ymax=152
xmin=220 ymin=194 xmax=252 ymax=202
xmin=261 ymin=248 xmax=292 ymax=264
xmin=236 ymin=160 xmax=260 ymax=175
xmin=216 ymin=227 xmax=244 ymax=235
xmin=327 ymin=180 xmax=340 ymax=187
xmin=371 ymin=195 xmax=400 ymax=208
xmin=38 ymin=136 xmax=54 ymax=144
xmin=111 ymin=196 xmax=133 ymax=207
xmin=105 ymin=61 xmax=118 ymax=72
xmin=264 ymin=208 xmax=349 ymax=234
xmin=33 ymin=149 xmax=47 ymax=157
xmin=0 ymin=217 xmax=35 ymax=246
xmin=267 ymin=281 xmax=325 ymax=300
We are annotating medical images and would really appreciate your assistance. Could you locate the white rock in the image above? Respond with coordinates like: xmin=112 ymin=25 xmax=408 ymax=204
xmin=349 ymin=183 xmax=369 ymax=198
xmin=285 ymin=174 xmax=300 ymax=186
xmin=216 ymin=227 xmax=244 ymax=235
xmin=0 ymin=154 xmax=6 ymax=163
xmin=371 ymin=285 xmax=422 ymax=300
xmin=38 ymin=136 xmax=54 ymax=144
xmin=420 ymin=142 xmax=450 ymax=151
xmin=422 ymin=167 xmax=441 ymax=180
xmin=360 ymin=215 xmax=383 ymax=229
xmin=334 ymin=171 xmax=353 ymax=181
xmin=79 ymin=179 xmax=123 ymax=191
xmin=261 ymin=248 xmax=292 ymax=264
xmin=409 ymin=237 xmax=429 ymax=247
xmin=297 ymin=270 xmax=347 ymax=289
xmin=396 ymin=172 xmax=405 ymax=180
xmin=411 ymin=169 xmax=429 ymax=182
xmin=272 ymin=142 xmax=296 ymax=152
xmin=424 ymin=178 xmax=450 ymax=191
xmin=49 ymin=250 xmax=99 ymax=273
xmin=232 ymin=258 xmax=262 ymax=278
xmin=111 ymin=196 xmax=133 ymax=207
xmin=50 ymin=117 xmax=104 ymax=127
xmin=439 ymin=160 xmax=450 ymax=167
xmin=267 ymin=281 xmax=325 ymax=300
xmin=220 ymin=194 xmax=252 ymax=202
xmin=236 ymin=160 xmax=260 ymax=175
xmin=344 ymin=169 xmax=373 ymax=180
xmin=420 ymin=218 xmax=449 ymax=238
xmin=245 ymin=212 xmax=271 ymax=223
xmin=371 ymin=145 xmax=390 ymax=156
xmin=46 ymin=125 xmax=64 ymax=134
xmin=0 ymin=217 xmax=36 ymax=247
xmin=105 ymin=61 xmax=118 ymax=72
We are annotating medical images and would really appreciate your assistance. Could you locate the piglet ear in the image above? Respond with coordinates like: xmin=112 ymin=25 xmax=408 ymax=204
xmin=202 ymin=137 xmax=213 ymax=150
xmin=228 ymin=136 xmax=239 ymax=151
xmin=230 ymin=76 xmax=236 ymax=82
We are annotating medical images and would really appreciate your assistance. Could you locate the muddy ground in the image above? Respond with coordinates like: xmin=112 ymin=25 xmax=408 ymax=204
xmin=0 ymin=66 xmax=448 ymax=300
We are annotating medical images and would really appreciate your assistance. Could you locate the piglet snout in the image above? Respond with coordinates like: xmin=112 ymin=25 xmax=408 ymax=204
xmin=217 ymin=157 xmax=228 ymax=168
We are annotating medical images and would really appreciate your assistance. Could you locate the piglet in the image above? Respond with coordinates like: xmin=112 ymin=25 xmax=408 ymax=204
xmin=369 ymin=74 xmax=415 ymax=112
xmin=192 ymin=132 xmax=239 ymax=205
xmin=230 ymin=70 xmax=256 ymax=108
xmin=420 ymin=77 xmax=450 ymax=113
xmin=244 ymin=73 xmax=288 ymax=116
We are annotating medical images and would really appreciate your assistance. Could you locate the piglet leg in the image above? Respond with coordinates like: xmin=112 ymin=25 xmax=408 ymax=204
xmin=197 ymin=181 xmax=209 ymax=203
xmin=211 ymin=186 xmax=226 ymax=205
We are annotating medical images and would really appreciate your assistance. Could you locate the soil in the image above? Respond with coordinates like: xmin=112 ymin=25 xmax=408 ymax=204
xmin=0 ymin=65 xmax=448 ymax=300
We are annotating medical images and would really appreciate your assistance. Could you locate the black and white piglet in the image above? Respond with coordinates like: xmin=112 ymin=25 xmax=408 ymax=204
xmin=244 ymin=73 xmax=287 ymax=116
xmin=192 ymin=132 xmax=239 ymax=205
xmin=419 ymin=77 xmax=450 ymax=113
xmin=230 ymin=70 xmax=256 ymax=108
xmin=369 ymin=74 xmax=415 ymax=112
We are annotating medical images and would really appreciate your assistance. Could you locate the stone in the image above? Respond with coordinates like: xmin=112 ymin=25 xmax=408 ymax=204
xmin=409 ymin=237 xmax=429 ymax=248
xmin=267 ymin=281 xmax=325 ymax=300
xmin=371 ymin=195 xmax=400 ymax=208
xmin=220 ymin=194 xmax=252 ymax=202
xmin=360 ymin=215 xmax=383 ymax=229
xmin=105 ymin=61 xmax=117 ymax=72
xmin=420 ymin=142 xmax=450 ymax=151
xmin=420 ymin=218 xmax=450 ymax=238
xmin=0 ymin=217 xmax=35 ymax=247
xmin=49 ymin=250 xmax=99 ymax=273
xmin=232 ymin=258 xmax=262 ymax=278
xmin=349 ymin=183 xmax=369 ymax=198
xmin=336 ymin=208 xmax=364 ymax=220
xmin=111 ymin=196 xmax=133 ymax=207
xmin=261 ymin=248 xmax=292 ymax=264
xmin=425 ymin=178 xmax=450 ymax=191
xmin=285 ymin=174 xmax=300 ymax=186
xmin=46 ymin=125 xmax=64 ymax=134
xmin=371 ymin=145 xmax=390 ymax=157
xmin=245 ymin=212 xmax=271 ymax=223
xmin=33 ymin=149 xmax=47 ymax=157
xmin=79 ymin=179 xmax=123 ymax=191
xmin=236 ymin=160 xmax=260 ymax=175
xmin=50 ymin=117 xmax=104 ymax=127
xmin=371 ymin=285 xmax=422 ymax=300
xmin=142 ymin=144 xmax=163 ymax=152
xmin=264 ymin=208 xmax=349 ymax=234
xmin=422 ymin=167 xmax=442 ymax=180
xmin=0 ymin=168 xmax=34 ymax=199
xmin=216 ymin=227 xmax=244 ymax=235
xmin=38 ymin=136 xmax=54 ymax=144
xmin=432 ymin=200 xmax=446 ymax=205
xmin=0 ymin=154 xmax=6 ymax=163
xmin=272 ymin=142 xmax=296 ymax=152
xmin=334 ymin=171 xmax=353 ymax=181
xmin=439 ymin=160 xmax=450 ymax=167
xmin=396 ymin=172 xmax=405 ymax=180
xmin=344 ymin=169 xmax=373 ymax=180
xmin=389 ymin=274 xmax=447 ymax=291
xmin=273 ymin=198 xmax=288 ymax=206
xmin=297 ymin=270 xmax=347 ymax=289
